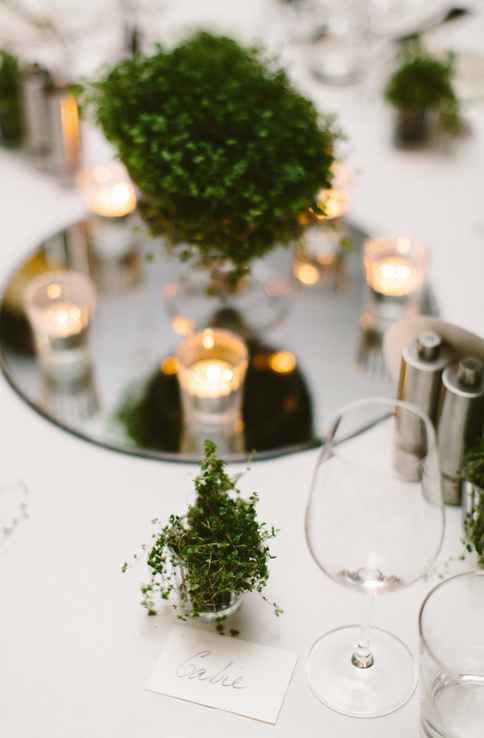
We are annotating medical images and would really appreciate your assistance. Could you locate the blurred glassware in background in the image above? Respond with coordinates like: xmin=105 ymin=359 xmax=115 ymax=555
xmin=420 ymin=571 xmax=484 ymax=738
xmin=0 ymin=0 xmax=123 ymax=80
xmin=308 ymin=0 xmax=371 ymax=85
xmin=306 ymin=397 xmax=444 ymax=718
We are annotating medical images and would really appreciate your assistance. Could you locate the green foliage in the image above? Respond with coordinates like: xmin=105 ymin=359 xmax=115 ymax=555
xmin=79 ymin=32 xmax=338 ymax=279
xmin=385 ymin=41 xmax=460 ymax=133
xmin=463 ymin=439 xmax=484 ymax=567
xmin=0 ymin=51 xmax=23 ymax=147
xmin=463 ymin=439 xmax=484 ymax=489
xmin=130 ymin=440 xmax=281 ymax=620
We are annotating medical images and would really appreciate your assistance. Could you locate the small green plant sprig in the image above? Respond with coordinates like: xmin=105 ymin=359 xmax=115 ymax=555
xmin=462 ymin=439 xmax=484 ymax=566
xmin=385 ymin=41 xmax=461 ymax=133
xmin=125 ymin=440 xmax=281 ymax=623
xmin=78 ymin=31 xmax=339 ymax=281
xmin=0 ymin=50 xmax=23 ymax=147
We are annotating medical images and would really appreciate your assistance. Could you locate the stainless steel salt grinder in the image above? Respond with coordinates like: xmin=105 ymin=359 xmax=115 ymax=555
xmin=395 ymin=332 xmax=452 ymax=480
xmin=437 ymin=357 xmax=484 ymax=505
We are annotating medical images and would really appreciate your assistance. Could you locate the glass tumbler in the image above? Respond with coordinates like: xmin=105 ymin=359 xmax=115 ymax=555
xmin=309 ymin=0 xmax=371 ymax=85
xmin=420 ymin=571 xmax=484 ymax=738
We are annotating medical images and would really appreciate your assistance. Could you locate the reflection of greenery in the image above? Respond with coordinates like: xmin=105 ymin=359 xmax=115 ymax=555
xmin=78 ymin=31 xmax=339 ymax=281
xmin=385 ymin=41 xmax=460 ymax=133
xmin=463 ymin=439 xmax=484 ymax=567
xmin=125 ymin=440 xmax=281 ymax=626
xmin=0 ymin=50 xmax=23 ymax=147
xmin=114 ymin=338 xmax=314 ymax=455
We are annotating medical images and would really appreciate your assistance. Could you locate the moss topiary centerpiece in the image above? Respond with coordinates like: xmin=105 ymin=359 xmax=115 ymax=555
xmin=79 ymin=32 xmax=339 ymax=331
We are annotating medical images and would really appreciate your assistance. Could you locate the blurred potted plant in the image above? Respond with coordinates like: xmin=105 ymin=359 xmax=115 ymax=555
xmin=78 ymin=32 xmax=339 ymax=329
xmin=385 ymin=40 xmax=461 ymax=147
xmin=125 ymin=440 xmax=282 ymax=628
xmin=0 ymin=50 xmax=23 ymax=148
xmin=462 ymin=439 xmax=484 ymax=567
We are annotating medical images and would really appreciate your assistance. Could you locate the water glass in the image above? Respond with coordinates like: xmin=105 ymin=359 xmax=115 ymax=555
xmin=309 ymin=0 xmax=371 ymax=85
xmin=420 ymin=571 xmax=484 ymax=738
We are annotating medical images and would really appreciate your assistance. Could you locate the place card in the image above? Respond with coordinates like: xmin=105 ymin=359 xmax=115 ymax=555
xmin=146 ymin=625 xmax=298 ymax=724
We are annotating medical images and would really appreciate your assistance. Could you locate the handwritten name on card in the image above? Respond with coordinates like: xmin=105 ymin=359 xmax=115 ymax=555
xmin=146 ymin=626 xmax=297 ymax=724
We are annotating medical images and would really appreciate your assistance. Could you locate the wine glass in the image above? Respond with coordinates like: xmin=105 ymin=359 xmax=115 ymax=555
xmin=305 ymin=397 xmax=444 ymax=718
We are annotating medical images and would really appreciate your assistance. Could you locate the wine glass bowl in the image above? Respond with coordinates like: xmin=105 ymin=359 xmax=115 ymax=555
xmin=305 ymin=398 xmax=444 ymax=718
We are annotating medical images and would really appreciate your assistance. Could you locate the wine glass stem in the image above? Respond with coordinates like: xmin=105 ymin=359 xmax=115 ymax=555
xmin=351 ymin=595 xmax=375 ymax=669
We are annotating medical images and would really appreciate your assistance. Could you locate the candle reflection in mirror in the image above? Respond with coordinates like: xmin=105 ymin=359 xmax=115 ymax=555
xmin=176 ymin=328 xmax=248 ymax=454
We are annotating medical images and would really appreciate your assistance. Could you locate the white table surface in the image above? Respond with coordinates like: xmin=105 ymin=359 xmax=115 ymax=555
xmin=0 ymin=2 xmax=482 ymax=736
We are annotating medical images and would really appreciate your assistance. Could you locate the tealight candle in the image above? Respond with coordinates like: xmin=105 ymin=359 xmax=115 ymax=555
xmin=79 ymin=162 xmax=141 ymax=290
xmin=363 ymin=237 xmax=427 ymax=320
xmin=39 ymin=302 xmax=84 ymax=338
xmin=176 ymin=328 xmax=248 ymax=430
xmin=185 ymin=358 xmax=235 ymax=399
xmin=79 ymin=162 xmax=137 ymax=218
xmin=315 ymin=162 xmax=351 ymax=221
xmin=369 ymin=256 xmax=419 ymax=297
xmin=24 ymin=270 xmax=97 ymax=378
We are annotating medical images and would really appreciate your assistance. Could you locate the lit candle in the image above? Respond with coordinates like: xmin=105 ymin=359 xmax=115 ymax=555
xmin=39 ymin=302 xmax=84 ymax=338
xmin=315 ymin=162 xmax=351 ymax=221
xmin=176 ymin=328 xmax=248 ymax=426
xmin=186 ymin=358 xmax=235 ymax=398
xmin=369 ymin=256 xmax=418 ymax=297
xmin=79 ymin=163 xmax=137 ymax=218
xmin=24 ymin=271 xmax=97 ymax=376
xmin=364 ymin=237 xmax=426 ymax=299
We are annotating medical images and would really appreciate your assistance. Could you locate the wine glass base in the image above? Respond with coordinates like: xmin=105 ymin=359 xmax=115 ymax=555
xmin=307 ymin=625 xmax=417 ymax=718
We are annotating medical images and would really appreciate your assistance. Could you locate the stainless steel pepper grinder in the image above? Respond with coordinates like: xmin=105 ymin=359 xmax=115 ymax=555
xmin=395 ymin=331 xmax=453 ymax=479
xmin=437 ymin=357 xmax=484 ymax=505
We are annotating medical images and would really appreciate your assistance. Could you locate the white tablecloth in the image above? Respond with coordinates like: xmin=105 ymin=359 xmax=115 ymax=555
xmin=0 ymin=2 xmax=481 ymax=736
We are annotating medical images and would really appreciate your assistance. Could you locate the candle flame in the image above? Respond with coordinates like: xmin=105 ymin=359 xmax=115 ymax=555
xmin=202 ymin=330 xmax=215 ymax=350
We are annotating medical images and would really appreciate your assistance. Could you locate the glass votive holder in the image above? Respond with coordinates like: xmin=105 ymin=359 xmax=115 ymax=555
xmin=79 ymin=162 xmax=137 ymax=218
xmin=176 ymin=328 xmax=248 ymax=431
xmin=293 ymin=220 xmax=348 ymax=290
xmin=315 ymin=162 xmax=351 ymax=222
xmin=420 ymin=571 xmax=484 ymax=738
xmin=79 ymin=162 xmax=141 ymax=290
xmin=294 ymin=163 xmax=351 ymax=289
xmin=24 ymin=270 xmax=97 ymax=379
xmin=363 ymin=237 xmax=427 ymax=321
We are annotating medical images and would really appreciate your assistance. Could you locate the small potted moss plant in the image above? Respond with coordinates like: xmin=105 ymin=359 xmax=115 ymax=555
xmin=0 ymin=50 xmax=23 ymax=148
xmin=126 ymin=440 xmax=281 ymax=626
xmin=384 ymin=41 xmax=460 ymax=147
xmin=462 ymin=439 xmax=484 ymax=567
xmin=78 ymin=32 xmax=338 ymax=326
